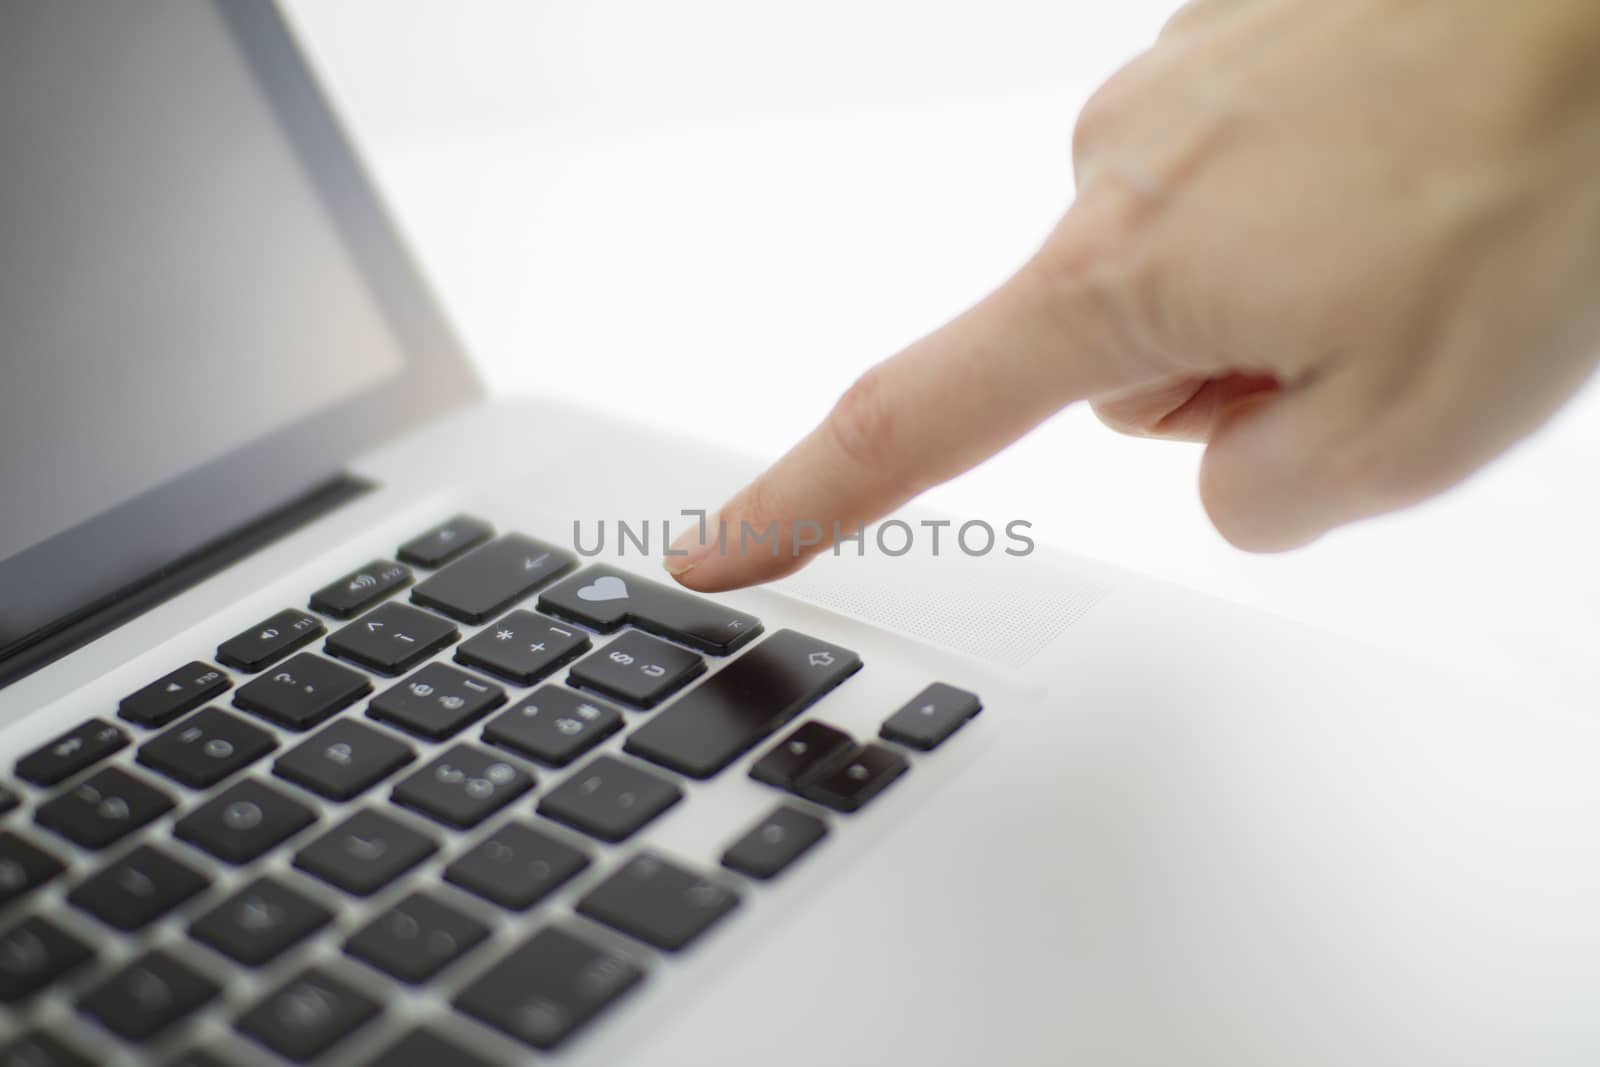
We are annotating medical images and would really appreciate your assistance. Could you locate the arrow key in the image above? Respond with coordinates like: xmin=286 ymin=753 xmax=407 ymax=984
xmin=326 ymin=602 xmax=458 ymax=676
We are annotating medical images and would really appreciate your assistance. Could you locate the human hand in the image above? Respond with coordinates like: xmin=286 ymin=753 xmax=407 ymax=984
xmin=666 ymin=0 xmax=1600 ymax=591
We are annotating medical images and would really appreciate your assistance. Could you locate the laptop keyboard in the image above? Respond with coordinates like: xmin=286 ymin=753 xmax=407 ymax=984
xmin=0 ymin=517 xmax=984 ymax=1064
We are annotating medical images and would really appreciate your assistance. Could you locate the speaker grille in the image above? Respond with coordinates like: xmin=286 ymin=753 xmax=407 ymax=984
xmin=775 ymin=557 xmax=1106 ymax=669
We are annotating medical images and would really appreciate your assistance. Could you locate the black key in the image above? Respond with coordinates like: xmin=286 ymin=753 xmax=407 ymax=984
xmin=391 ymin=745 xmax=534 ymax=829
xmin=325 ymin=602 xmax=457 ymax=676
xmin=411 ymin=534 xmax=576 ymax=624
xmin=721 ymin=805 xmax=829 ymax=880
xmin=119 ymin=662 xmax=231 ymax=728
xmin=0 ymin=1033 xmax=91 ymax=1067
xmin=577 ymin=852 xmax=740 ymax=952
xmin=880 ymin=682 xmax=983 ymax=751
xmin=624 ymin=630 xmax=862 ymax=779
xmin=0 ymin=832 xmax=64 ymax=908
xmin=36 ymin=766 xmax=173 ymax=851
xmin=536 ymin=755 xmax=681 ymax=843
xmin=67 ymin=844 xmax=209 ymax=931
xmin=345 ymin=891 xmax=488 ymax=983
xmin=236 ymin=966 xmax=380 ymax=1062
xmin=539 ymin=564 xmax=761 ymax=655
xmin=364 ymin=1028 xmax=502 ymax=1067
xmin=798 ymin=742 xmax=909 ymax=813
xmin=455 ymin=926 xmax=642 ymax=1051
xmin=234 ymin=653 xmax=371 ymax=730
xmin=79 ymin=948 xmax=219 ymax=1041
xmin=16 ymin=718 xmax=129 ymax=787
xmin=0 ymin=915 xmax=93 ymax=1002
xmin=164 ymin=1052 xmax=234 ymax=1067
xmin=274 ymin=719 xmax=414 ymax=800
xmin=482 ymin=687 xmax=623 ymax=767
xmin=216 ymin=609 xmax=324 ymax=673
xmin=369 ymin=662 xmax=506 ymax=740
xmin=310 ymin=560 xmax=412 ymax=619
xmin=294 ymin=809 xmax=437 ymax=896
xmin=397 ymin=515 xmax=494 ymax=568
xmin=138 ymin=707 xmax=278 ymax=789
xmin=444 ymin=820 xmax=589 ymax=910
xmin=566 ymin=631 xmax=704 ymax=709
xmin=175 ymin=779 xmax=316 ymax=864
xmin=190 ymin=876 xmax=331 ymax=966
xmin=749 ymin=720 xmax=857 ymax=792
xmin=0 ymin=784 xmax=16 ymax=816
xmin=453 ymin=610 xmax=589 ymax=685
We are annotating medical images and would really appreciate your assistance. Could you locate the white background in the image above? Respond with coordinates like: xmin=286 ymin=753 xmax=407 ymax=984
xmin=285 ymin=0 xmax=1599 ymax=688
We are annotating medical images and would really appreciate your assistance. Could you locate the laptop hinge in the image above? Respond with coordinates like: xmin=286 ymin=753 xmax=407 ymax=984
xmin=0 ymin=474 xmax=373 ymax=689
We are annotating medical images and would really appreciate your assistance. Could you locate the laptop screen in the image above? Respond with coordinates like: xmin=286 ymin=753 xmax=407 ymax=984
xmin=0 ymin=2 xmax=479 ymax=672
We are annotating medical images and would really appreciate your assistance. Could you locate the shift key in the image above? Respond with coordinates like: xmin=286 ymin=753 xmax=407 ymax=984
xmin=623 ymin=630 xmax=860 ymax=779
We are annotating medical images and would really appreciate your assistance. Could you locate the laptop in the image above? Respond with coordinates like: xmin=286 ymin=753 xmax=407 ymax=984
xmin=3 ymin=3 xmax=1596 ymax=1065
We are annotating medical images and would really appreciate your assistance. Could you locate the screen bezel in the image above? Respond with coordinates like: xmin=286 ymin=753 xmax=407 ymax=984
xmin=0 ymin=0 xmax=483 ymax=670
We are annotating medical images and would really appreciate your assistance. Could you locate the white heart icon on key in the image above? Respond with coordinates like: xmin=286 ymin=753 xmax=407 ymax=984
xmin=577 ymin=575 xmax=629 ymax=602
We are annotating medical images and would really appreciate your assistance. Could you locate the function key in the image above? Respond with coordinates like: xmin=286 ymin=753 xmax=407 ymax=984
xmin=138 ymin=708 xmax=278 ymax=789
xmin=216 ymin=609 xmax=324 ymax=673
xmin=67 ymin=843 xmax=209 ymax=932
xmin=537 ymin=755 xmax=681 ymax=843
xmin=233 ymin=653 xmax=371 ymax=731
xmin=566 ymin=631 xmax=704 ymax=708
xmin=309 ymin=560 xmax=412 ymax=619
xmin=36 ymin=766 xmax=173 ymax=851
xmin=0 ymin=915 xmax=93 ymax=1003
xmin=577 ymin=852 xmax=740 ymax=952
xmin=369 ymin=662 xmax=505 ymax=740
xmin=78 ymin=948 xmax=219 ymax=1041
xmin=879 ymin=682 xmax=982 ymax=751
xmin=0 ymin=832 xmax=65 ymax=908
xmin=174 ymin=779 xmax=316 ymax=864
xmin=482 ymin=687 xmax=623 ymax=767
xmin=325 ymin=601 xmax=457 ymax=676
xmin=397 ymin=515 xmax=494 ymax=568
xmin=236 ymin=966 xmax=381 ymax=1062
xmin=453 ymin=610 xmax=589 ymax=685
xmin=363 ymin=1028 xmax=503 ymax=1067
xmin=539 ymin=565 xmax=761 ymax=655
xmin=749 ymin=720 xmax=856 ymax=792
xmin=721 ymin=805 xmax=829 ymax=881
xmin=624 ymin=630 xmax=861 ymax=780
xmin=411 ymin=534 xmax=576 ymax=624
xmin=294 ymin=809 xmax=437 ymax=897
xmin=444 ymin=820 xmax=589 ymax=911
xmin=345 ymin=892 xmax=489 ymax=984
xmin=798 ymin=743 xmax=908 ymax=813
xmin=454 ymin=926 xmax=643 ymax=1051
xmin=391 ymin=744 xmax=534 ymax=829
xmin=119 ymin=662 xmax=231 ymax=727
xmin=16 ymin=718 xmax=128 ymax=787
xmin=274 ymin=720 xmax=414 ymax=801
xmin=190 ymin=876 xmax=331 ymax=966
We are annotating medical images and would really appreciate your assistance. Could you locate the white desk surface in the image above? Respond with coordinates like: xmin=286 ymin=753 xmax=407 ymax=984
xmin=287 ymin=0 xmax=1600 ymax=690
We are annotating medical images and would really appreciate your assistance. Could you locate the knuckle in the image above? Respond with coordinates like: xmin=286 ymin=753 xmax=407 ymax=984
xmin=826 ymin=365 xmax=897 ymax=471
xmin=1089 ymin=398 xmax=1148 ymax=437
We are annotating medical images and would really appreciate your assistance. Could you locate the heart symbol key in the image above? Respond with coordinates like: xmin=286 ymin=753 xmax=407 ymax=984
xmin=576 ymin=575 xmax=629 ymax=602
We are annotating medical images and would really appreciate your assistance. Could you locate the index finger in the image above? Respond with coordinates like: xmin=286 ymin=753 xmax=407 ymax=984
xmin=664 ymin=214 xmax=1146 ymax=592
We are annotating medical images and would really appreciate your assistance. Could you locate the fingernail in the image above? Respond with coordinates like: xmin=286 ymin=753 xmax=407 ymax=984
xmin=664 ymin=522 xmax=713 ymax=577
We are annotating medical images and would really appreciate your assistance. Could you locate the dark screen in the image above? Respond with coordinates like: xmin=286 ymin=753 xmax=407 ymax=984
xmin=0 ymin=1 xmax=479 ymax=666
